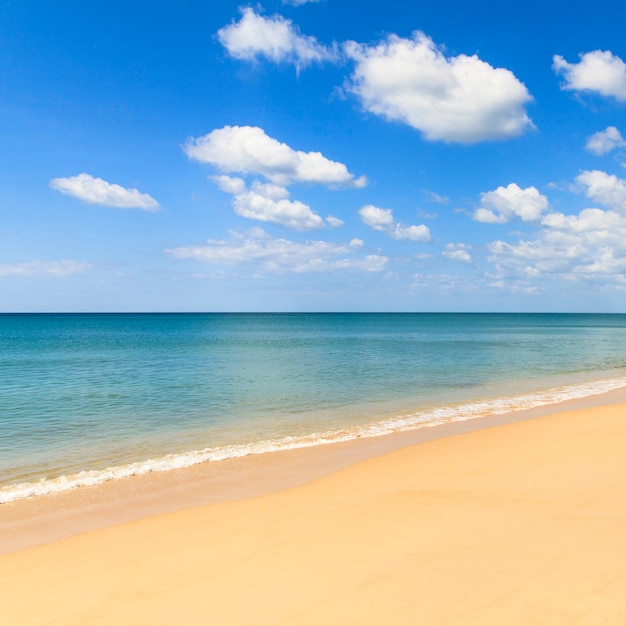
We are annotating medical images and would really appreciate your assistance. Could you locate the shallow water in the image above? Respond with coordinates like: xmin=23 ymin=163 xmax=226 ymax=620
xmin=2 ymin=312 xmax=626 ymax=501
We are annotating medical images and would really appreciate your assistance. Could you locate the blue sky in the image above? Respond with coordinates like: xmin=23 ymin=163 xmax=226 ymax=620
xmin=2 ymin=0 xmax=626 ymax=311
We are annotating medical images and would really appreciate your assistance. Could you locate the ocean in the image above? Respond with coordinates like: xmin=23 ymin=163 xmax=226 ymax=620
xmin=2 ymin=312 xmax=626 ymax=503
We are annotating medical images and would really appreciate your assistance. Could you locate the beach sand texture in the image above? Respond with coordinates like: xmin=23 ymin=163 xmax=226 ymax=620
xmin=1 ymin=402 xmax=626 ymax=625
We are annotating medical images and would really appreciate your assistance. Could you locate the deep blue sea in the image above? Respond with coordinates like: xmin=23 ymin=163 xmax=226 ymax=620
xmin=2 ymin=312 xmax=626 ymax=502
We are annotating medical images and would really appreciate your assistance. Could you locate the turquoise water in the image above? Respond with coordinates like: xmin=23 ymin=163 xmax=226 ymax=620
xmin=2 ymin=313 xmax=626 ymax=501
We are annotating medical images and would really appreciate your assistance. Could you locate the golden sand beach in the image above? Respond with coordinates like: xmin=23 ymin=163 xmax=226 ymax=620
xmin=1 ymin=400 xmax=626 ymax=625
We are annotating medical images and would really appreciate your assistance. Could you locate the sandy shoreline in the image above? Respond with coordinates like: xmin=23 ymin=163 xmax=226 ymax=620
xmin=3 ymin=385 xmax=626 ymax=555
xmin=2 ymin=394 xmax=626 ymax=623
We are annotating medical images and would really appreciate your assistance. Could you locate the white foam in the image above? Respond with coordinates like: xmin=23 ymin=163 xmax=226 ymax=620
xmin=2 ymin=375 xmax=626 ymax=503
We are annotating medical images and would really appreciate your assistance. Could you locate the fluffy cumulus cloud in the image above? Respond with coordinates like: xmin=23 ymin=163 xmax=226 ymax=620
xmin=0 ymin=260 xmax=91 ymax=277
xmin=358 ymin=204 xmax=394 ymax=231
xmin=489 ymin=209 xmax=626 ymax=285
xmin=442 ymin=243 xmax=472 ymax=263
xmin=185 ymin=126 xmax=366 ymax=189
xmin=487 ymin=171 xmax=626 ymax=288
xmin=473 ymin=183 xmax=549 ymax=223
xmin=586 ymin=127 xmax=626 ymax=155
xmin=553 ymin=50 xmax=626 ymax=101
xmin=344 ymin=32 xmax=533 ymax=143
xmin=358 ymin=204 xmax=431 ymax=241
xmin=50 ymin=173 xmax=159 ymax=211
xmin=166 ymin=229 xmax=387 ymax=274
xmin=217 ymin=8 xmax=335 ymax=70
xmin=576 ymin=170 xmax=626 ymax=211
xmin=188 ymin=126 xmax=365 ymax=230
xmin=213 ymin=175 xmax=340 ymax=230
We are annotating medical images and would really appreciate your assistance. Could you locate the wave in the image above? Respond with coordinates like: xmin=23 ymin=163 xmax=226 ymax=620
xmin=2 ymin=375 xmax=626 ymax=503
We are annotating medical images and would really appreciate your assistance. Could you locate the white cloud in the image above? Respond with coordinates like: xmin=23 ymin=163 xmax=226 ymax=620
xmin=166 ymin=229 xmax=387 ymax=274
xmin=282 ymin=0 xmax=321 ymax=5
xmin=185 ymin=126 xmax=366 ymax=188
xmin=217 ymin=7 xmax=335 ymax=71
xmin=392 ymin=224 xmax=431 ymax=241
xmin=194 ymin=128 xmax=364 ymax=231
xmin=472 ymin=208 xmax=507 ymax=224
xmin=488 ymin=203 xmax=626 ymax=287
xmin=358 ymin=204 xmax=431 ymax=241
xmin=482 ymin=172 xmax=626 ymax=287
xmin=553 ymin=50 xmax=626 ymax=101
xmin=586 ymin=127 xmax=626 ymax=155
xmin=474 ymin=172 xmax=626 ymax=289
xmin=442 ymin=243 xmax=472 ymax=263
xmin=325 ymin=215 xmax=344 ymax=228
xmin=0 ymin=260 xmax=91 ymax=277
xmin=487 ymin=171 xmax=626 ymax=286
xmin=214 ymin=175 xmax=332 ymax=230
xmin=541 ymin=207 xmax=624 ymax=233
xmin=576 ymin=170 xmax=626 ymax=211
xmin=50 ymin=173 xmax=159 ymax=211
xmin=359 ymin=204 xmax=394 ymax=231
xmin=473 ymin=183 xmax=548 ymax=223
xmin=213 ymin=175 xmax=247 ymax=195
xmin=424 ymin=190 xmax=449 ymax=204
xmin=344 ymin=31 xmax=533 ymax=143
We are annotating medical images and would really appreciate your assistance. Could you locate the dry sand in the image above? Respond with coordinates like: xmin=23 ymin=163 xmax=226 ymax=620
xmin=1 ymin=401 xmax=626 ymax=624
